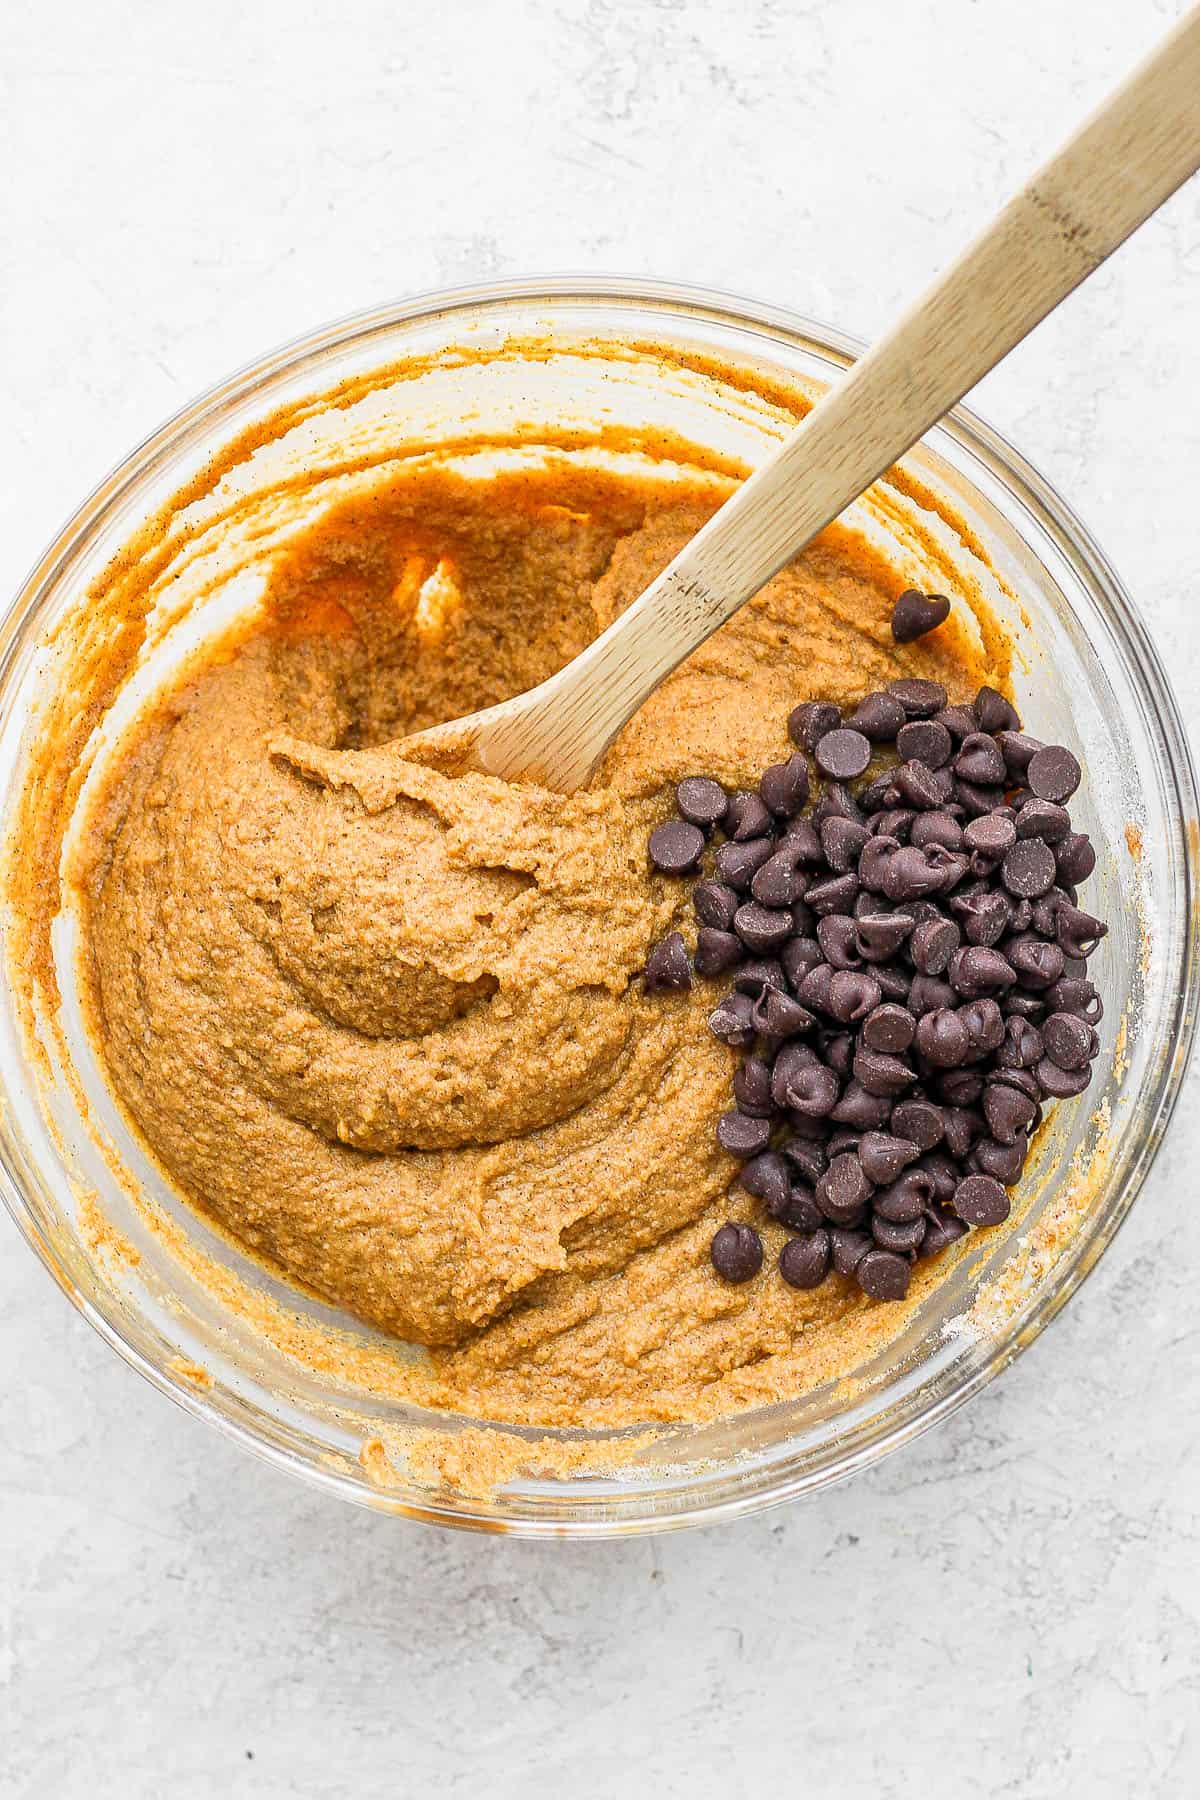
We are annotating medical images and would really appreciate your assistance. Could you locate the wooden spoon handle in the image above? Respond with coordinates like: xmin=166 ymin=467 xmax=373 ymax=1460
xmin=477 ymin=5 xmax=1200 ymax=790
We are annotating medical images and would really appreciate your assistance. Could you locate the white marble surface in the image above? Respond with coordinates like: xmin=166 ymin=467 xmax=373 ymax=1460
xmin=2 ymin=2 xmax=1198 ymax=1794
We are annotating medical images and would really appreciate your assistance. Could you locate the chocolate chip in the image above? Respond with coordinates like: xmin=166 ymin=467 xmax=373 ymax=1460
xmin=1028 ymin=744 xmax=1081 ymax=803
xmin=959 ymin=997 xmax=1005 ymax=1057
xmin=734 ymin=902 xmax=794 ymax=955
xmin=858 ymin=835 xmax=900 ymax=893
xmin=815 ymin=728 xmax=872 ymax=780
xmin=788 ymin=700 xmax=841 ymax=753
xmin=1015 ymin=799 xmax=1071 ymax=844
xmin=895 ymin=719 xmax=953 ymax=768
xmin=909 ymin=973 xmax=958 ymax=1016
xmin=724 ymin=791 xmax=774 ymax=842
xmin=859 ymin=1131 xmax=921 ymax=1185
xmin=982 ymin=1080 xmax=1036 ymax=1144
xmin=716 ymin=1110 xmax=773 ymax=1157
xmin=857 ymin=1249 xmax=911 ymax=1300
xmin=936 ymin=1069 xmax=983 ymax=1106
xmin=693 ymin=879 xmax=739 ymax=930
xmin=739 ymin=1149 xmax=790 ymax=1210
xmin=858 ymin=771 xmax=900 ymax=814
xmin=750 ymin=847 xmax=807 ymax=908
xmin=973 ymin=1135 xmax=1027 ymax=1184
xmin=881 ymin=845 xmax=950 ymax=901
xmin=915 ymin=1007 xmax=970 ymax=1068
xmin=782 ymin=1138 xmax=828 ymax=1185
xmin=710 ymin=1222 xmax=764 ymax=1282
xmin=643 ymin=932 xmax=692 ymax=992
xmin=955 ymin=780 xmax=1005 ymax=820
xmin=820 ymin=816 xmax=871 ymax=872
xmin=813 ymin=782 xmax=864 ymax=826
xmin=919 ymin=1152 xmax=961 ymax=1205
xmin=861 ymin=1002 xmax=916 ymax=1054
xmin=815 ymin=915 xmax=862 ymax=972
xmin=807 ymin=873 xmax=860 ymax=917
xmin=772 ymin=1044 xmax=839 ymax=1116
xmin=953 ymin=888 xmax=1011 ymax=947
xmin=847 ymin=691 xmax=906 ymax=740
xmin=826 ymin=969 xmax=882 ymax=1024
xmin=974 ymin=686 xmax=1020 ymax=734
xmin=714 ymin=836 xmax=776 ymax=892
xmin=1054 ymin=903 xmax=1107 ymax=959
xmin=760 ymin=752 xmax=811 ymax=818
xmin=753 ymin=986 xmax=816 ymax=1041
xmin=782 ymin=936 xmax=823 ymax=989
xmin=872 ymin=808 xmax=915 ymax=842
xmin=779 ymin=1230 xmax=832 ymax=1289
xmin=1007 ymin=937 xmax=1065 ymax=990
xmin=936 ymin=705 xmax=978 ymax=741
xmin=694 ymin=927 xmax=744 ymax=977
xmin=796 ymin=962 xmax=836 ymax=1013
xmin=872 ymin=1213 xmax=926 ymax=1254
xmin=887 ymin=678 xmax=947 ymax=718
xmin=649 ymin=819 xmax=705 ymax=875
xmin=995 ymin=730 xmax=1043 ymax=774
xmin=830 ymin=1081 xmax=893 ymax=1130
xmin=891 ymin=761 xmax=946 ymax=811
xmin=948 ymin=946 xmax=1016 ymax=997
xmin=873 ymin=964 xmax=914 ymax=1004
xmin=954 ymin=732 xmax=1007 ymax=786
xmin=891 ymin=588 xmax=951 ymax=643
xmin=853 ymin=1046 xmax=917 ymax=1097
xmin=1055 ymin=832 xmax=1096 ymax=885
xmin=909 ymin=813 xmax=965 ymax=853
xmin=1042 ymin=1011 xmax=1093 ymax=1070
xmin=773 ymin=1185 xmax=825 ymax=1232
xmin=907 ymin=917 xmax=959 ymax=976
xmin=921 ymin=1211 xmax=969 ymax=1257
xmin=732 ymin=1057 xmax=776 ymax=1116
xmin=995 ymin=1017 xmax=1043 ymax=1069
xmin=952 ymin=1173 xmax=1010 ymax=1226
xmin=676 ymin=776 xmax=728 ymax=828
xmin=734 ymin=958 xmax=787 ymax=995
xmin=963 ymin=814 xmax=1016 ymax=857
xmin=816 ymin=1152 xmax=873 ymax=1223
xmin=831 ymin=1227 xmax=873 ymax=1276
xmin=1001 ymin=838 xmax=1056 ymax=899
xmin=708 ymin=992 xmax=757 ymax=1047
xmin=891 ymin=1099 xmax=945 ymax=1150
xmin=1036 ymin=1058 xmax=1092 ymax=1098
xmin=856 ymin=912 xmax=916 ymax=961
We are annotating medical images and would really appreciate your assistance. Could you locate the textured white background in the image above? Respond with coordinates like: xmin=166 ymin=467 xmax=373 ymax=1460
xmin=2 ymin=2 xmax=1198 ymax=1795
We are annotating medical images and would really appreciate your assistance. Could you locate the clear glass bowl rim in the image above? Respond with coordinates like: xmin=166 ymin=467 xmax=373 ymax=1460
xmin=2 ymin=275 xmax=1197 ymax=1536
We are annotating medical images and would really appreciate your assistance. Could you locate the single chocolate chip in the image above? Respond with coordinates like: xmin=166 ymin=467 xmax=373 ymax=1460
xmin=858 ymin=771 xmax=900 ymax=814
xmin=1054 ymin=903 xmax=1107 ymax=959
xmin=1028 ymin=744 xmax=1081 ymax=803
xmin=796 ymin=962 xmax=836 ymax=1014
xmin=649 ymin=819 xmax=705 ymax=875
xmin=772 ymin=1184 xmax=825 ymax=1232
xmin=872 ymin=1213 xmax=926 ymax=1255
xmin=891 ymin=588 xmax=951 ymax=643
xmin=921 ymin=1210 xmax=969 ymax=1257
xmin=725 ymin=791 xmax=774 ymax=842
xmin=892 ymin=761 xmax=946 ymax=811
xmin=881 ymin=845 xmax=949 ymax=901
xmin=936 ymin=1069 xmax=983 ymax=1107
xmin=782 ymin=1138 xmax=829 ymax=1185
xmin=953 ymin=1173 xmax=1010 ymax=1226
xmin=753 ymin=986 xmax=816 ymax=1041
xmin=1055 ymin=832 xmax=1096 ymax=885
xmin=895 ymin=719 xmax=953 ymax=768
xmin=991 ymin=1064 xmax=1041 ymax=1103
xmin=779 ymin=817 xmax=824 ymax=863
xmin=816 ymin=1152 xmax=873 ymax=1223
xmin=644 ymin=931 xmax=692 ymax=992
xmin=973 ymin=1135 xmax=1027 ymax=1184
xmin=909 ymin=917 xmax=960 ymax=976
xmin=739 ymin=1150 xmax=790 ymax=1210
xmin=872 ymin=808 xmax=916 ymax=842
xmin=892 ymin=1099 xmax=945 ymax=1150
xmin=694 ymin=927 xmax=744 ymax=978
xmin=750 ymin=847 xmax=808 ymax=908
xmin=732 ymin=1057 xmax=775 ymax=1117
xmin=1003 ymin=991 xmax=1047 ymax=1022
xmin=953 ymin=888 xmax=1011 ymax=947
xmin=1036 ymin=1057 xmax=1092 ymax=1098
xmin=861 ymin=1002 xmax=917 ymax=1054
xmin=959 ymin=997 xmax=1005 ymax=1056
xmin=964 ymin=813 xmax=1017 ymax=857
xmin=1001 ymin=838 xmax=1056 ymax=899
xmin=856 ymin=912 xmax=916 ymax=962
xmin=789 ymin=700 xmax=841 ymax=753
xmin=714 ymin=836 xmax=776 ymax=892
xmin=771 ymin=1042 xmax=831 ymax=1110
xmin=820 ymin=816 xmax=871 ymax=872
xmin=815 ymin=728 xmax=872 ymax=780
xmin=858 ymin=835 xmax=901 ymax=893
xmin=676 ymin=776 xmax=728 ymax=828
xmin=779 ymin=1230 xmax=832 ymax=1289
xmin=948 ymin=946 xmax=1016 ymax=997
xmin=808 ymin=873 xmax=861 ymax=917
xmin=1008 ymin=937 xmax=1065 ymax=991
xmin=694 ymin=879 xmax=740 ymax=930
xmin=827 ymin=968 xmax=882 ymax=1024
xmin=708 ymin=992 xmax=757 ymax=1047
xmin=982 ymin=1081 xmax=1037 ymax=1144
xmin=975 ymin=685 xmax=1020 ymax=734
xmin=915 ymin=1007 xmax=970 ymax=1068
xmin=711 ymin=1222 xmax=764 ymax=1282
xmin=816 ymin=915 xmax=863 ymax=971
xmin=831 ymin=1227 xmax=874 ymax=1276
xmin=734 ymin=902 xmax=794 ymax=955
xmin=848 ymin=691 xmax=907 ymax=741
xmin=813 ymin=782 xmax=864 ymax=826
xmin=760 ymin=752 xmax=811 ymax=818
xmin=853 ymin=1046 xmax=917 ymax=1097
xmin=716 ymin=1110 xmax=773 ymax=1157
xmin=1042 ymin=1010 xmax=1093 ymax=1070
xmin=828 ymin=1081 xmax=891 ymax=1131
xmin=782 ymin=936 xmax=823 ymax=989
xmin=909 ymin=972 xmax=958 ymax=1016
xmin=887 ymin=678 xmax=948 ymax=718
xmin=1015 ymin=798 xmax=1071 ymax=844
xmin=956 ymin=780 xmax=1006 ymax=819
xmin=919 ymin=1152 xmax=961 ymax=1206
xmin=857 ymin=1249 xmax=911 ymax=1300
xmin=909 ymin=813 xmax=965 ymax=853
xmin=859 ymin=1131 xmax=922 ymax=1186
xmin=874 ymin=964 xmax=914 ymax=1004
xmin=954 ymin=732 xmax=1007 ymax=786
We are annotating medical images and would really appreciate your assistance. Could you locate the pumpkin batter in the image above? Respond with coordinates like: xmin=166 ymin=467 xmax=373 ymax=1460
xmin=75 ymin=461 xmax=997 ymax=1425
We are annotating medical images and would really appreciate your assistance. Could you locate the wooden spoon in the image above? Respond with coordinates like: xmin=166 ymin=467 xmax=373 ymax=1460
xmin=405 ymin=7 xmax=1200 ymax=792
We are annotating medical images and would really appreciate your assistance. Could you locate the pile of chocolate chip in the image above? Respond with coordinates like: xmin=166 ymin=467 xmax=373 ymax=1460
xmin=643 ymin=667 xmax=1107 ymax=1305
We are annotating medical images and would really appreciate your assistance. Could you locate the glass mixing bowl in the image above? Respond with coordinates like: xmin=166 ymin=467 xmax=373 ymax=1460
xmin=1 ymin=280 xmax=1195 ymax=1535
